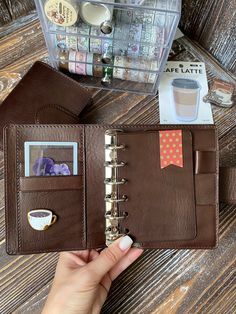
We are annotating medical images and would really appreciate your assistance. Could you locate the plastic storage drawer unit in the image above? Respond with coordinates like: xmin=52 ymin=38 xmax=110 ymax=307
xmin=35 ymin=0 xmax=181 ymax=94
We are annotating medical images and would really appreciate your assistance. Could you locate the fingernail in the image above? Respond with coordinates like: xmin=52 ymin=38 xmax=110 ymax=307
xmin=119 ymin=235 xmax=133 ymax=251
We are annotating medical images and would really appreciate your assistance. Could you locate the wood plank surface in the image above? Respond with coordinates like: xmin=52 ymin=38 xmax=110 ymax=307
xmin=180 ymin=0 xmax=236 ymax=78
xmin=0 ymin=1 xmax=12 ymax=25
xmin=0 ymin=16 xmax=236 ymax=314
xmin=0 ymin=0 xmax=35 ymax=26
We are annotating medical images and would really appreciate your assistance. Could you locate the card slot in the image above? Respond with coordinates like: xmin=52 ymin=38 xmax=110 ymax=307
xmin=19 ymin=175 xmax=83 ymax=192
xmin=195 ymin=174 xmax=218 ymax=205
xmin=18 ymin=188 xmax=85 ymax=253
xmin=18 ymin=161 xmax=83 ymax=177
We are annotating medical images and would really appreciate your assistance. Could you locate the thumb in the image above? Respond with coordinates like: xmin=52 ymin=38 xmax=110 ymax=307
xmin=85 ymin=235 xmax=133 ymax=283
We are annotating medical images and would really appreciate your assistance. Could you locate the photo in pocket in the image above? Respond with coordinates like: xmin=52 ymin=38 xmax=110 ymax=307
xmin=24 ymin=141 xmax=78 ymax=176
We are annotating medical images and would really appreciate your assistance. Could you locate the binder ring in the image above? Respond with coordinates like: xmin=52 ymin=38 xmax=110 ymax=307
xmin=106 ymin=226 xmax=118 ymax=232
xmin=105 ymin=128 xmax=127 ymax=245
xmin=105 ymin=194 xmax=128 ymax=203
xmin=105 ymin=144 xmax=125 ymax=150
xmin=106 ymin=233 xmax=124 ymax=241
xmin=105 ymin=129 xmax=124 ymax=135
xmin=104 ymin=161 xmax=126 ymax=168
xmin=104 ymin=178 xmax=127 ymax=185
xmin=105 ymin=213 xmax=125 ymax=220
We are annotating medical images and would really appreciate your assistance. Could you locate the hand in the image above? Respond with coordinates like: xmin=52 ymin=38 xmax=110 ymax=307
xmin=42 ymin=236 xmax=143 ymax=314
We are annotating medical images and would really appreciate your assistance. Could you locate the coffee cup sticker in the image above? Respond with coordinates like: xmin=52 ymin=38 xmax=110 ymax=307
xmin=172 ymin=78 xmax=201 ymax=122
xmin=203 ymin=78 xmax=234 ymax=107
xmin=28 ymin=209 xmax=57 ymax=231
xmin=44 ymin=0 xmax=78 ymax=27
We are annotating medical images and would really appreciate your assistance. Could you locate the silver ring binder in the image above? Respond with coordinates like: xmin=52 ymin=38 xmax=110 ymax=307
xmin=105 ymin=214 xmax=126 ymax=220
xmin=104 ymin=178 xmax=127 ymax=185
xmin=105 ymin=195 xmax=128 ymax=203
xmin=104 ymin=129 xmax=128 ymax=245
xmin=104 ymin=161 xmax=126 ymax=168
xmin=105 ymin=144 xmax=125 ymax=150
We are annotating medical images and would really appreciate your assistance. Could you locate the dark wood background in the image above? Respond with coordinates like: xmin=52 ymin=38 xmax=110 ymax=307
xmin=0 ymin=1 xmax=236 ymax=313
xmin=0 ymin=0 xmax=235 ymax=78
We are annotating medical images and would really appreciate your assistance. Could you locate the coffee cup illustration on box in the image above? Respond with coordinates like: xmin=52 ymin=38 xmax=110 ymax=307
xmin=171 ymin=78 xmax=201 ymax=122
xmin=28 ymin=209 xmax=57 ymax=231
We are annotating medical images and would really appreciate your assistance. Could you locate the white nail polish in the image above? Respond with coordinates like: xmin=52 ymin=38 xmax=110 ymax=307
xmin=119 ymin=235 xmax=133 ymax=251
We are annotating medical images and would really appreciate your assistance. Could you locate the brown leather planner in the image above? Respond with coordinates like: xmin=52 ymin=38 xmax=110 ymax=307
xmin=4 ymin=124 xmax=222 ymax=254
xmin=0 ymin=61 xmax=92 ymax=150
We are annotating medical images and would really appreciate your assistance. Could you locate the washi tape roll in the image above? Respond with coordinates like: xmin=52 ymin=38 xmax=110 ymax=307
xmin=90 ymin=26 xmax=114 ymax=54
xmin=101 ymin=39 xmax=113 ymax=55
xmin=147 ymin=60 xmax=158 ymax=84
xmin=76 ymin=21 xmax=90 ymax=51
xmin=86 ymin=53 xmax=93 ymax=76
xmin=90 ymin=37 xmax=102 ymax=54
xmin=93 ymin=65 xmax=103 ymax=77
xmin=115 ymin=9 xmax=133 ymax=24
xmin=139 ymin=23 xmax=165 ymax=58
xmin=66 ymin=26 xmax=78 ymax=50
xmin=80 ymin=1 xmax=114 ymax=27
xmin=77 ymin=36 xmax=90 ymax=51
xmin=141 ymin=24 xmax=156 ymax=43
xmin=77 ymin=20 xmax=91 ymax=35
xmin=113 ymin=55 xmax=125 ymax=80
xmin=68 ymin=50 xmax=76 ymax=73
xmin=129 ymin=24 xmax=143 ymax=42
xmin=113 ymin=23 xmax=142 ymax=57
xmin=113 ymin=24 xmax=129 ymax=55
xmin=58 ymin=49 xmax=69 ymax=70
xmin=44 ymin=0 xmax=79 ymax=27
xmin=90 ymin=27 xmax=102 ymax=53
xmin=51 ymin=24 xmax=67 ymax=49
xmin=55 ymin=33 xmax=67 ymax=49
xmin=113 ymin=55 xmax=157 ymax=83
xmin=127 ymin=23 xmax=142 ymax=57
xmin=93 ymin=53 xmax=103 ymax=77
xmin=133 ymin=8 xmax=155 ymax=24
xmin=75 ymin=51 xmax=87 ymax=75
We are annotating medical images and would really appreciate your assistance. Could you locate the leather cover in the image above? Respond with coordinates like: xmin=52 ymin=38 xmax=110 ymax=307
xmin=0 ymin=61 xmax=92 ymax=150
xmin=219 ymin=167 xmax=236 ymax=203
xmin=4 ymin=124 xmax=219 ymax=254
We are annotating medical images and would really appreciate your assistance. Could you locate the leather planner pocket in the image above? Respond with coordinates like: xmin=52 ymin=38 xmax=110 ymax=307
xmin=17 ymin=176 xmax=85 ymax=253
xmin=117 ymin=130 xmax=197 ymax=245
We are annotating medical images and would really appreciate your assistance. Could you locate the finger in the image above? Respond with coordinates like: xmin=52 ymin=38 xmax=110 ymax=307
xmin=59 ymin=251 xmax=87 ymax=268
xmin=71 ymin=250 xmax=90 ymax=263
xmin=64 ymin=249 xmax=99 ymax=267
xmin=83 ymin=235 xmax=133 ymax=283
xmin=89 ymin=249 xmax=100 ymax=262
xmin=109 ymin=248 xmax=143 ymax=280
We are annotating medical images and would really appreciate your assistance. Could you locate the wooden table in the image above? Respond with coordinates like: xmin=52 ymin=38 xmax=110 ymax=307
xmin=0 ymin=16 xmax=236 ymax=314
